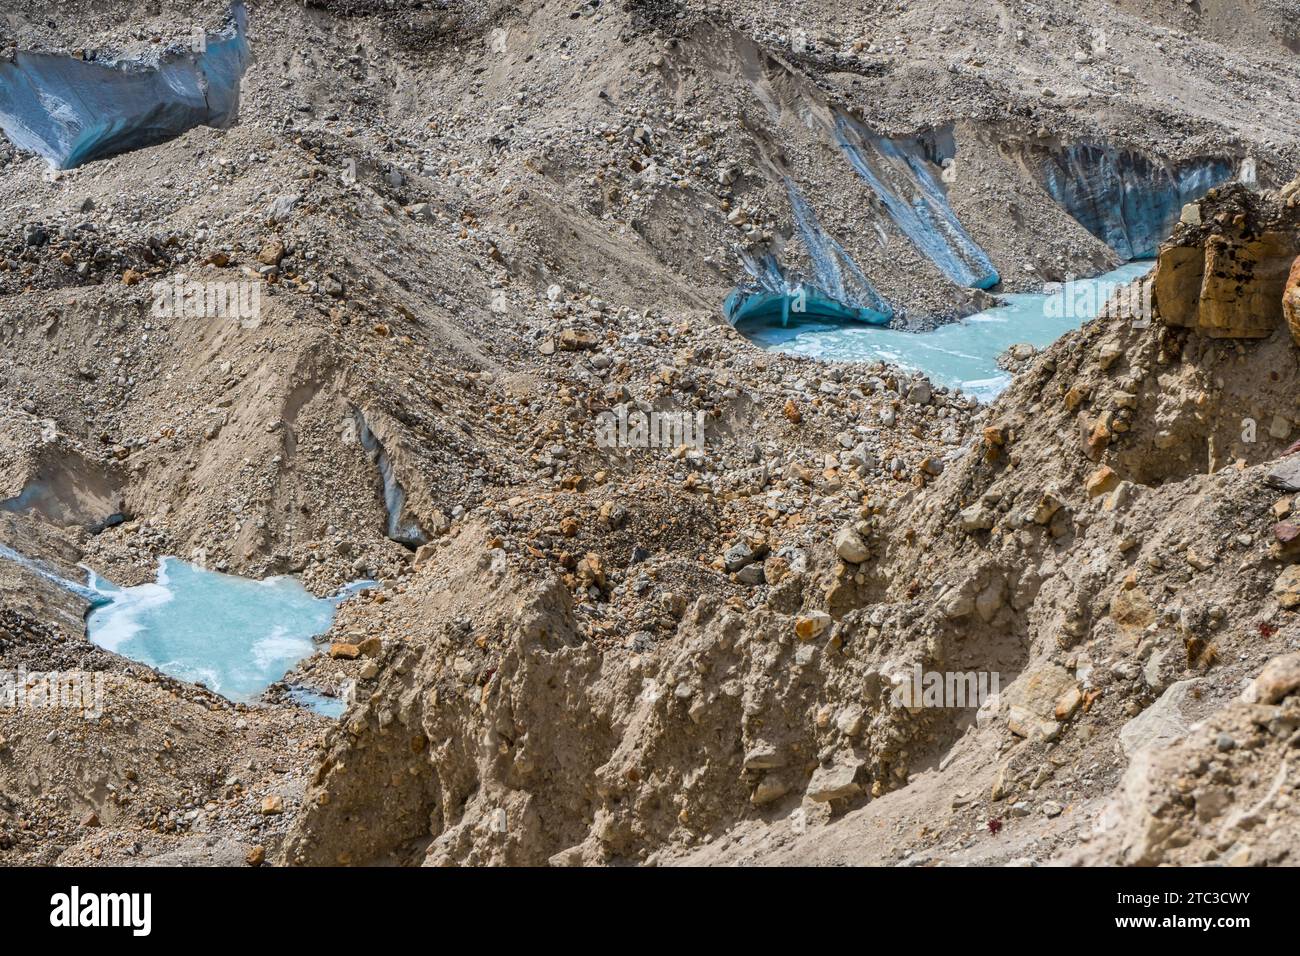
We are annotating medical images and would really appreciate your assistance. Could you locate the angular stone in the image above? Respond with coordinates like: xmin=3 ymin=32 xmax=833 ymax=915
xmin=941 ymin=583 xmax=975 ymax=619
xmin=763 ymin=555 xmax=791 ymax=586
xmin=832 ymin=525 xmax=870 ymax=563
xmin=1002 ymin=662 xmax=1075 ymax=719
xmin=1086 ymin=465 xmax=1120 ymax=497
xmin=1118 ymin=679 xmax=1204 ymax=758
xmin=1271 ymin=522 xmax=1300 ymax=561
xmin=806 ymin=759 xmax=863 ymax=802
xmin=836 ymin=707 xmax=864 ymax=737
xmin=751 ymin=775 xmax=789 ymax=805
xmin=1265 ymin=457 xmax=1300 ymax=492
xmin=1007 ymin=705 xmax=1061 ymax=741
xmin=1032 ymin=491 xmax=1063 ymax=525
xmin=1054 ymin=685 xmax=1083 ymax=721
xmin=794 ymin=612 xmax=831 ymax=641
xmin=723 ymin=539 xmax=758 ymax=572
xmin=743 ymin=744 xmax=785 ymax=770
xmin=959 ymin=504 xmax=994 ymax=532
xmin=558 ymin=329 xmax=598 ymax=351
xmin=257 ymin=239 xmax=285 ymax=266
xmin=1248 ymin=652 xmax=1300 ymax=704
xmin=1273 ymin=565 xmax=1300 ymax=609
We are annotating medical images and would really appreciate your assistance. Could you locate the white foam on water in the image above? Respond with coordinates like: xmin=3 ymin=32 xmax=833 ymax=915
xmin=251 ymin=625 xmax=315 ymax=672
xmin=85 ymin=580 xmax=175 ymax=653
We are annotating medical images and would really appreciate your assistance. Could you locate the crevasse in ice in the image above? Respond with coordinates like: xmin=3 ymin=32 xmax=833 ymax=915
xmin=0 ymin=4 xmax=250 ymax=169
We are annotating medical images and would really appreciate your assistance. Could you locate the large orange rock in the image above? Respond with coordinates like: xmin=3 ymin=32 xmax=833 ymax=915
xmin=1197 ymin=233 xmax=1297 ymax=338
xmin=1284 ymin=255 xmax=1300 ymax=347
xmin=1153 ymin=243 xmax=1204 ymax=328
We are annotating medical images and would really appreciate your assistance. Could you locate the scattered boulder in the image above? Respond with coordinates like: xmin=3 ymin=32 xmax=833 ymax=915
xmin=1244 ymin=652 xmax=1300 ymax=704
xmin=806 ymin=758 xmax=863 ymax=802
xmin=1008 ymin=705 xmax=1061 ymax=741
xmin=1266 ymin=457 xmax=1300 ymax=493
xmin=959 ymin=504 xmax=994 ymax=532
xmin=1118 ymin=679 xmax=1204 ymax=759
xmin=260 ymin=794 xmax=285 ymax=816
xmin=832 ymin=525 xmax=869 ymax=563
xmin=1275 ymin=565 xmax=1300 ymax=608
xmin=794 ymin=612 xmax=831 ymax=641
xmin=1086 ymin=465 xmax=1120 ymax=497
xmin=558 ymin=329 xmax=598 ymax=351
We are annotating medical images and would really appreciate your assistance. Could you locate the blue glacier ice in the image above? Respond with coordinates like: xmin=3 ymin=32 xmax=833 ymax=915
xmin=742 ymin=261 xmax=1153 ymax=402
xmin=1030 ymin=145 xmax=1234 ymax=259
xmin=834 ymin=117 xmax=1000 ymax=290
xmin=354 ymin=409 xmax=429 ymax=548
xmin=0 ymin=4 xmax=250 ymax=169
xmin=724 ymin=180 xmax=893 ymax=327
xmin=0 ymin=541 xmax=109 ymax=606
xmin=83 ymin=557 xmax=366 ymax=702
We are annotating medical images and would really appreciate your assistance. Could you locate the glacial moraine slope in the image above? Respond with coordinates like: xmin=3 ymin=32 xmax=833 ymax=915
xmin=0 ymin=0 xmax=1297 ymax=866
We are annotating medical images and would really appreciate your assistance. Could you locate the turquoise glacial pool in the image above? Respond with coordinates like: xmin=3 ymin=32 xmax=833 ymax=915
xmin=740 ymin=261 xmax=1153 ymax=402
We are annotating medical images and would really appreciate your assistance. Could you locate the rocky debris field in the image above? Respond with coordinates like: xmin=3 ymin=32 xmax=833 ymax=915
xmin=0 ymin=0 xmax=1299 ymax=866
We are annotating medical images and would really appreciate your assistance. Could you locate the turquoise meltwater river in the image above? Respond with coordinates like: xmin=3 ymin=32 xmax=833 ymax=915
xmin=741 ymin=261 xmax=1153 ymax=402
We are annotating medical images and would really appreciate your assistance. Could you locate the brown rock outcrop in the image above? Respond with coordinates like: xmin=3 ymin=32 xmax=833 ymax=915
xmin=1155 ymin=233 xmax=1299 ymax=338
xmin=1153 ymin=244 xmax=1205 ymax=328
xmin=1198 ymin=232 xmax=1296 ymax=338
xmin=1284 ymin=255 xmax=1300 ymax=346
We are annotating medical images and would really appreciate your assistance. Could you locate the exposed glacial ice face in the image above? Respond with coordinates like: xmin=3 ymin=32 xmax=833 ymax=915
xmin=834 ymin=117 xmax=1000 ymax=291
xmin=1028 ymin=144 xmax=1235 ymax=260
xmin=0 ymin=4 xmax=249 ymax=169
xmin=353 ymin=409 xmax=429 ymax=549
xmin=724 ymin=179 xmax=894 ymax=327
xmin=0 ymin=542 xmax=109 ymax=607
